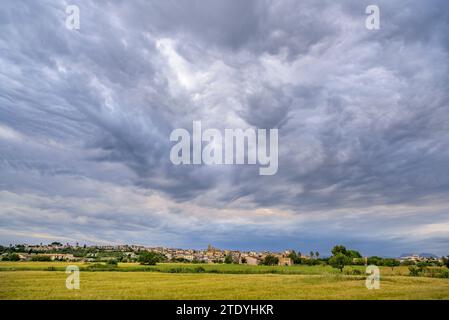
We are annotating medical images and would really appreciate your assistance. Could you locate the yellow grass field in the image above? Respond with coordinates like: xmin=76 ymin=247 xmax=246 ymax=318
xmin=1 ymin=262 xmax=448 ymax=299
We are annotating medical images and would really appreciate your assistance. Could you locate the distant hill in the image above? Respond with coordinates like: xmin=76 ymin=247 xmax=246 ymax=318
xmin=399 ymin=253 xmax=439 ymax=258
xmin=419 ymin=253 xmax=439 ymax=258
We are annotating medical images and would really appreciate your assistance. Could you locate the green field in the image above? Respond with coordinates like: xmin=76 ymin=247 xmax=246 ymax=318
xmin=1 ymin=262 xmax=448 ymax=299
xmin=0 ymin=261 xmax=410 ymax=275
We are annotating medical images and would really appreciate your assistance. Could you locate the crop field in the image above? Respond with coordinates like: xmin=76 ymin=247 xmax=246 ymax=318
xmin=0 ymin=262 xmax=448 ymax=299
xmin=0 ymin=261 xmax=411 ymax=275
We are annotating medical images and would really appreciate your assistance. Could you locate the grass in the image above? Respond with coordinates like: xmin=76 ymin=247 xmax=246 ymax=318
xmin=0 ymin=261 xmax=411 ymax=275
xmin=0 ymin=262 xmax=448 ymax=299
xmin=1 ymin=271 xmax=449 ymax=299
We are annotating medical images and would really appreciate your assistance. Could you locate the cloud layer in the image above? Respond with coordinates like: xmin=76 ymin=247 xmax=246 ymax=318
xmin=1 ymin=0 xmax=449 ymax=256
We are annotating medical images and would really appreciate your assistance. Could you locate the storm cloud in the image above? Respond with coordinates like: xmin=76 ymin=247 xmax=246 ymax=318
xmin=1 ymin=0 xmax=449 ymax=256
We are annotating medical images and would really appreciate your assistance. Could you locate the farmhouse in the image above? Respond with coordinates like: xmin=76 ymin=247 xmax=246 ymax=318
xmin=278 ymin=256 xmax=293 ymax=266
xmin=244 ymin=256 xmax=260 ymax=266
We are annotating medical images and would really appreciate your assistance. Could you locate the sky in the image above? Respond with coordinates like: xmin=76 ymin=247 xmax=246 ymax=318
xmin=1 ymin=0 xmax=449 ymax=257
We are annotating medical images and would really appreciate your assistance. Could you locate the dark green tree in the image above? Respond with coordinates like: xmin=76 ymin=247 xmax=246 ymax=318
xmin=107 ymin=259 xmax=118 ymax=266
xmin=287 ymin=250 xmax=301 ymax=264
xmin=224 ymin=254 xmax=233 ymax=264
xmin=261 ymin=255 xmax=279 ymax=266
xmin=329 ymin=253 xmax=350 ymax=272
xmin=138 ymin=251 xmax=163 ymax=265
xmin=367 ymin=256 xmax=383 ymax=265
xmin=3 ymin=253 xmax=20 ymax=261
xmin=347 ymin=250 xmax=362 ymax=259
xmin=331 ymin=245 xmax=348 ymax=256
xmin=383 ymin=258 xmax=400 ymax=271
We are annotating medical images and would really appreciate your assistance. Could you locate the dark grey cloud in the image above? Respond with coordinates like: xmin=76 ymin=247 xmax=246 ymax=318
xmin=1 ymin=0 xmax=449 ymax=256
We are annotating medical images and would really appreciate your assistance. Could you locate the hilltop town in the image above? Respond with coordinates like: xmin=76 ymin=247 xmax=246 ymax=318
xmin=0 ymin=242 xmax=445 ymax=267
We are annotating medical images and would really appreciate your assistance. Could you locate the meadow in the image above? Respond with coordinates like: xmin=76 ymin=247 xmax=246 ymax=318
xmin=0 ymin=262 xmax=448 ymax=299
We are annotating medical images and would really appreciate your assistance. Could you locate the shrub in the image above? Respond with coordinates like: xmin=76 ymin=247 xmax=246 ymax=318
xmin=224 ymin=254 xmax=233 ymax=264
xmin=2 ymin=253 xmax=20 ymax=261
xmin=194 ymin=266 xmax=206 ymax=273
xmin=408 ymin=266 xmax=421 ymax=276
xmin=344 ymin=268 xmax=362 ymax=275
xmin=31 ymin=255 xmax=52 ymax=261
xmin=107 ymin=259 xmax=118 ymax=266
xmin=439 ymin=269 xmax=449 ymax=278
xmin=383 ymin=258 xmax=400 ymax=271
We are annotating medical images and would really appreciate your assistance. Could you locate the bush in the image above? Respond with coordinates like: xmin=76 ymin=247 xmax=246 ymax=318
xmin=31 ymin=255 xmax=52 ymax=261
xmin=261 ymin=255 xmax=279 ymax=266
xmin=194 ymin=266 xmax=206 ymax=273
xmin=352 ymin=258 xmax=366 ymax=266
xmin=2 ymin=253 xmax=20 ymax=261
xmin=107 ymin=259 xmax=118 ymax=266
xmin=383 ymin=258 xmax=400 ymax=270
xmin=344 ymin=269 xmax=362 ymax=275
xmin=408 ymin=266 xmax=421 ymax=276
xmin=224 ymin=254 xmax=233 ymax=264
xmin=167 ymin=267 xmax=183 ymax=273
xmin=138 ymin=251 xmax=164 ymax=265
xmin=343 ymin=268 xmax=363 ymax=275
xmin=440 ymin=269 xmax=449 ymax=278
xmin=86 ymin=263 xmax=117 ymax=271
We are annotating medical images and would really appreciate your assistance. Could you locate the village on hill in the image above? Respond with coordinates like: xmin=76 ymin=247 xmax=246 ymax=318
xmin=1 ymin=242 xmax=445 ymax=267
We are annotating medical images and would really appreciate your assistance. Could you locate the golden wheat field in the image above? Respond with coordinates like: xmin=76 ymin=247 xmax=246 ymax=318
xmin=0 ymin=262 xmax=448 ymax=299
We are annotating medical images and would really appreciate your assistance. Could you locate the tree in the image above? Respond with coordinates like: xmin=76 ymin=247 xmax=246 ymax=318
xmin=367 ymin=256 xmax=383 ymax=265
xmin=261 ymin=255 xmax=279 ymax=266
xmin=138 ymin=251 xmax=163 ymax=265
xmin=224 ymin=254 xmax=233 ymax=264
xmin=3 ymin=253 xmax=20 ymax=261
xmin=287 ymin=250 xmax=301 ymax=264
xmin=329 ymin=253 xmax=350 ymax=272
xmin=315 ymin=251 xmax=320 ymax=259
xmin=347 ymin=250 xmax=362 ymax=259
xmin=383 ymin=258 xmax=400 ymax=271
xmin=331 ymin=245 xmax=348 ymax=256
xmin=310 ymin=251 xmax=314 ymax=259
xmin=11 ymin=253 xmax=20 ymax=261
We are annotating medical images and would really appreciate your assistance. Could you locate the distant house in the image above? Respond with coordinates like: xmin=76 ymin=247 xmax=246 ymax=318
xmin=244 ymin=256 xmax=260 ymax=265
xmin=400 ymin=254 xmax=421 ymax=263
xmin=18 ymin=254 xmax=29 ymax=261
xmin=278 ymin=256 xmax=293 ymax=266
